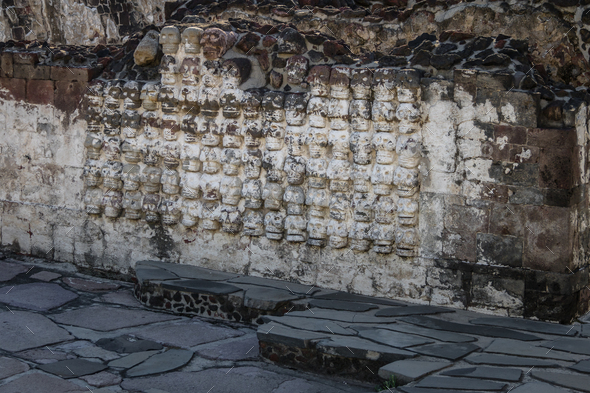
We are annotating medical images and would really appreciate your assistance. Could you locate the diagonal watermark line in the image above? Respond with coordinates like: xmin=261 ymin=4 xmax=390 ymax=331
xmin=365 ymin=366 xmax=374 ymax=374
xmin=525 ymin=366 xmax=534 ymax=374
xmin=284 ymin=306 xmax=294 ymax=315
xmin=306 ymin=306 xmax=315 ymax=314
xmin=306 ymin=286 xmax=315 ymax=294
xmin=207 ymin=386 xmax=214 ymax=393
xmin=6 ymin=306 xmax=14 ymax=314
xmin=26 ymin=326 xmax=34 ymax=334
xmin=326 ymin=326 xmax=334 ymax=334
xmin=66 ymin=365 xmax=74 ymax=374
xmin=225 ymin=366 xmax=234 ymax=374
xmin=246 ymin=345 xmax=256 ymax=354
xmin=264 ymin=326 xmax=274 ymax=334
xmin=545 ymin=346 xmax=554 ymax=354
xmin=345 ymin=346 xmax=354 ymax=354
xmin=5 ymin=286 xmax=14 ymax=295
xmin=46 ymin=346 xmax=55 ymax=354
xmin=86 ymin=386 xmax=94 ymax=393
xmin=25 ymin=266 xmax=34 ymax=274
xmin=285 ymin=285 xmax=295 ymax=295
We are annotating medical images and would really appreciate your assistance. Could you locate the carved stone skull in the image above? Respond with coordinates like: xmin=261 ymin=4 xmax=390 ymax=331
xmin=307 ymin=96 xmax=328 ymax=128
xmin=158 ymin=56 xmax=178 ymax=86
xmin=285 ymin=126 xmax=306 ymax=156
xmin=161 ymin=114 xmax=180 ymax=141
xmin=180 ymin=171 xmax=202 ymax=199
xmin=286 ymin=55 xmax=309 ymax=85
xmin=159 ymin=195 xmax=182 ymax=225
xmin=85 ymin=188 xmax=103 ymax=215
xmin=122 ymin=164 xmax=141 ymax=191
xmin=140 ymin=83 xmax=160 ymax=111
xmin=200 ymin=28 xmax=237 ymax=60
xmin=200 ymin=173 xmax=222 ymax=201
xmin=222 ymin=120 xmax=241 ymax=148
xmin=373 ymin=196 xmax=395 ymax=224
xmin=350 ymin=99 xmax=371 ymax=131
xmin=397 ymin=135 xmax=421 ymax=169
xmin=283 ymin=185 xmax=305 ymax=216
xmin=350 ymin=68 xmax=372 ymax=100
xmin=349 ymin=221 xmax=371 ymax=251
xmin=221 ymin=148 xmax=242 ymax=176
xmin=140 ymin=139 xmax=161 ymax=166
xmin=181 ymin=198 xmax=201 ymax=227
xmin=103 ymin=108 xmax=121 ymax=136
xmin=242 ymin=89 xmax=263 ymax=119
xmin=262 ymin=91 xmax=285 ymax=122
xmin=285 ymin=215 xmax=307 ymax=243
xmin=243 ymin=209 xmax=264 ymax=236
xmin=101 ymin=160 xmax=123 ymax=190
xmin=123 ymin=190 xmax=143 ymax=220
xmin=160 ymin=168 xmax=180 ymax=195
xmin=200 ymin=201 xmax=221 ymax=230
xmin=141 ymin=166 xmax=162 ymax=193
xmin=393 ymin=166 xmax=419 ymax=197
xmin=329 ymin=66 xmax=351 ymax=100
xmin=262 ymin=182 xmax=283 ymax=210
xmin=327 ymin=98 xmax=350 ymax=130
xmin=182 ymin=26 xmax=203 ymax=54
xmin=351 ymin=164 xmax=371 ymax=193
xmin=327 ymin=158 xmax=351 ymax=192
xmin=142 ymin=193 xmax=161 ymax=223
xmin=84 ymin=134 xmax=102 ymax=160
xmin=307 ymin=65 xmax=331 ymax=97
xmin=284 ymin=94 xmax=308 ymax=126
xmin=200 ymin=147 xmax=222 ymax=174
xmin=305 ymin=187 xmax=329 ymax=217
xmin=398 ymin=197 xmax=419 ymax=226
xmin=122 ymin=109 xmax=141 ymax=138
xmin=242 ymin=179 xmax=263 ymax=209
xmin=350 ymin=132 xmax=372 ymax=165
xmin=103 ymin=190 xmax=123 ymax=218
xmin=181 ymin=143 xmax=201 ymax=172
xmin=372 ymin=132 xmax=396 ymax=165
xmin=264 ymin=210 xmax=286 ymax=240
xmin=327 ymin=219 xmax=349 ymax=249
xmin=158 ymin=85 xmax=178 ymax=113
xmin=104 ymin=81 xmax=122 ymax=110
xmin=329 ymin=192 xmax=349 ymax=221
xmin=371 ymin=223 xmax=395 ymax=254
xmin=220 ymin=176 xmax=242 ymax=205
xmin=328 ymin=130 xmax=350 ymax=160
xmin=220 ymin=205 xmax=242 ymax=234
xmin=123 ymin=81 xmax=143 ymax=110
xmin=307 ymin=217 xmax=327 ymax=247
xmin=242 ymin=149 xmax=262 ymax=179
xmin=141 ymin=111 xmax=161 ymax=139
xmin=160 ymin=26 xmax=181 ymax=55
xmin=180 ymin=58 xmax=200 ymax=86
xmin=242 ymin=119 xmax=263 ymax=148
xmin=372 ymin=68 xmax=396 ymax=102
xmin=83 ymin=160 xmax=102 ymax=188
xmin=396 ymin=103 xmax=421 ymax=123
xmin=396 ymin=226 xmax=419 ymax=257
xmin=371 ymin=164 xmax=395 ymax=195
xmin=262 ymin=150 xmax=286 ymax=183
xmin=352 ymin=192 xmax=373 ymax=222
xmin=371 ymin=100 xmax=396 ymax=132
xmin=306 ymin=157 xmax=327 ymax=188
xmin=284 ymin=156 xmax=306 ymax=185
xmin=161 ymin=141 xmax=181 ymax=169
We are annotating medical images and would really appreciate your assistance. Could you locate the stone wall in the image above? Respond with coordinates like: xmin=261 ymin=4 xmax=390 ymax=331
xmin=0 ymin=1 xmax=589 ymax=322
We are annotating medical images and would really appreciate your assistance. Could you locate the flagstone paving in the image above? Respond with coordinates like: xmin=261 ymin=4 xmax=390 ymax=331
xmin=0 ymin=256 xmax=588 ymax=393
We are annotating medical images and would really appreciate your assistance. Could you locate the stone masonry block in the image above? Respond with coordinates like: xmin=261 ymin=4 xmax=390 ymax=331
xmin=500 ymin=91 xmax=540 ymax=128
xmin=476 ymin=71 xmax=514 ymax=91
xmin=0 ymin=77 xmax=26 ymax=101
xmin=13 ymin=64 xmax=51 ymax=80
xmin=443 ymin=204 xmax=489 ymax=261
xmin=51 ymin=66 xmax=102 ymax=82
xmin=26 ymin=79 xmax=55 ymax=105
xmin=494 ymin=125 xmax=527 ymax=145
xmin=522 ymin=205 xmax=572 ymax=273
xmin=538 ymin=147 xmax=573 ymax=189
xmin=1 ymin=52 xmax=13 ymax=78
xmin=476 ymin=233 xmax=523 ymax=267
xmin=488 ymin=162 xmax=538 ymax=187
xmin=54 ymin=80 xmax=87 ymax=113
xmin=527 ymin=128 xmax=576 ymax=149
xmin=488 ymin=203 xmax=526 ymax=237
xmin=525 ymin=268 xmax=589 ymax=296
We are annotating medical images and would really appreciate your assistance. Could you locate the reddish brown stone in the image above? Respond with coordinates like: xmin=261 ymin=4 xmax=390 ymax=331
xmin=509 ymin=145 xmax=539 ymax=164
xmin=269 ymin=70 xmax=283 ymax=89
xmin=443 ymin=204 xmax=490 ymax=262
xmin=26 ymin=79 xmax=54 ymax=105
xmin=0 ymin=77 xmax=26 ymax=101
xmin=478 ymin=182 xmax=510 ymax=203
xmin=323 ymin=40 xmax=349 ymax=57
xmin=494 ymin=40 xmax=507 ymax=49
xmin=489 ymin=203 xmax=526 ymax=238
xmin=262 ymin=36 xmax=277 ymax=47
xmin=13 ymin=52 xmax=39 ymax=65
xmin=440 ymin=30 xmax=476 ymax=42
xmin=51 ymin=66 xmax=101 ymax=82
xmin=13 ymin=64 xmax=50 ymax=80
xmin=489 ymin=143 xmax=511 ymax=162
xmin=0 ymin=52 xmax=13 ymax=78
xmin=255 ymin=24 xmax=278 ymax=35
xmin=494 ymin=125 xmax=527 ymax=145
xmin=522 ymin=205 xmax=572 ymax=273
xmin=527 ymin=128 xmax=576 ymax=149
xmin=538 ymin=147 xmax=573 ymax=189
xmin=252 ymin=49 xmax=270 ymax=71
xmin=54 ymin=80 xmax=87 ymax=113
xmin=236 ymin=32 xmax=260 ymax=54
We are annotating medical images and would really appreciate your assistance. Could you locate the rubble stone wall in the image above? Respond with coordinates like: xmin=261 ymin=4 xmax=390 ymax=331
xmin=1 ymin=1 xmax=589 ymax=322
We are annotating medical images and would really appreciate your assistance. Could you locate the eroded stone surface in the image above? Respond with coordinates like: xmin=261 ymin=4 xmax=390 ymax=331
xmin=509 ymin=382 xmax=571 ymax=393
xmin=375 ymin=306 xmax=454 ymax=317
xmin=80 ymin=371 xmax=122 ymax=387
xmin=357 ymin=328 xmax=434 ymax=348
xmin=309 ymin=299 xmax=378 ymax=312
xmin=126 ymin=349 xmax=193 ymax=377
xmin=570 ymin=359 xmax=590 ymax=374
xmin=408 ymin=342 xmax=480 ymax=360
xmin=532 ymin=370 xmax=590 ymax=392
xmin=0 ymin=311 xmax=73 ymax=352
xmin=0 ymin=283 xmax=78 ymax=311
xmin=316 ymin=336 xmax=416 ymax=362
xmin=415 ymin=376 xmax=507 ymax=391
xmin=51 ymin=306 xmax=180 ymax=331
xmin=133 ymin=320 xmax=243 ymax=348
xmin=469 ymin=317 xmax=579 ymax=336
xmin=63 ymin=277 xmax=121 ymax=292
xmin=38 ymin=358 xmax=108 ymax=378
xmin=465 ymin=353 xmax=559 ymax=367
xmin=108 ymin=350 xmax=160 ymax=368
xmin=0 ymin=357 xmax=30 ymax=380
xmin=0 ymin=262 xmax=28 ymax=282
xmin=485 ymin=339 xmax=578 ymax=361
xmin=161 ymin=279 xmax=241 ymax=295
xmin=196 ymin=334 xmax=259 ymax=361
xmin=441 ymin=366 xmax=522 ymax=381
xmin=540 ymin=337 xmax=590 ymax=356
xmin=96 ymin=335 xmax=163 ymax=353
xmin=378 ymin=359 xmax=450 ymax=385
xmin=30 ymin=271 xmax=62 ymax=282
xmin=0 ymin=372 xmax=88 ymax=393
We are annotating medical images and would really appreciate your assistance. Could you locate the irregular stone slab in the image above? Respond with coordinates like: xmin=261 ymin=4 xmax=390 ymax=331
xmin=532 ymin=370 xmax=590 ymax=392
xmin=0 ymin=372 xmax=88 ymax=393
xmin=133 ymin=320 xmax=243 ymax=348
xmin=378 ymin=359 xmax=450 ymax=385
xmin=415 ymin=376 xmax=507 ymax=391
xmin=14 ymin=348 xmax=71 ymax=364
xmin=30 ymin=271 xmax=61 ymax=282
xmin=470 ymin=317 xmax=579 ymax=336
xmin=541 ymin=337 xmax=590 ymax=356
xmin=63 ymin=277 xmax=120 ymax=292
xmin=309 ymin=299 xmax=378 ymax=312
xmin=243 ymin=286 xmax=300 ymax=310
xmin=376 ymin=323 xmax=476 ymax=343
xmin=0 ymin=261 xmax=29 ymax=282
xmin=80 ymin=371 xmax=122 ymax=387
xmin=196 ymin=334 xmax=259 ymax=361
xmin=136 ymin=267 xmax=179 ymax=284
xmin=401 ymin=389 xmax=482 ymax=393
xmin=400 ymin=316 xmax=541 ymax=341
xmin=228 ymin=275 xmax=320 ymax=295
xmin=38 ymin=358 xmax=108 ymax=378
xmin=0 ymin=311 xmax=73 ymax=352
xmin=486 ymin=338 xmax=578 ymax=361
xmin=0 ymin=357 xmax=30 ymax=380
xmin=51 ymin=306 xmax=180 ymax=331
xmin=263 ymin=315 xmax=356 ymax=335
xmin=126 ymin=349 xmax=193 ymax=377
xmin=257 ymin=324 xmax=329 ymax=348
xmin=509 ymin=382 xmax=571 ymax=393
xmin=122 ymin=367 xmax=291 ymax=393
xmin=313 ymin=291 xmax=406 ymax=306
xmin=287 ymin=309 xmax=400 ymax=324
xmin=99 ymin=290 xmax=141 ymax=307
xmin=582 ymin=324 xmax=589 ymax=337
xmin=571 ymin=359 xmax=590 ymax=374
xmin=317 ymin=336 xmax=416 ymax=362
xmin=375 ymin=305 xmax=454 ymax=317
xmin=108 ymin=350 xmax=159 ymax=368
xmin=409 ymin=342 xmax=480 ymax=360
xmin=73 ymin=345 xmax=120 ymax=361
xmin=441 ymin=366 xmax=522 ymax=381
xmin=96 ymin=335 xmax=163 ymax=353
xmin=272 ymin=378 xmax=358 ymax=393
xmin=358 ymin=328 xmax=434 ymax=348
xmin=136 ymin=260 xmax=239 ymax=281
xmin=0 ymin=283 xmax=78 ymax=311
xmin=465 ymin=353 xmax=559 ymax=367
xmin=161 ymin=279 xmax=241 ymax=295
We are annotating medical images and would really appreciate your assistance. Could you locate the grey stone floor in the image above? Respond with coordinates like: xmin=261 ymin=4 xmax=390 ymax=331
xmin=1 ymin=253 xmax=589 ymax=393
xmin=0 ymin=255 xmax=371 ymax=393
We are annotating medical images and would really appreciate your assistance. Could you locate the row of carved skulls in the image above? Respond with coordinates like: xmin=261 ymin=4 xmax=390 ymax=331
xmin=84 ymin=188 xmax=417 ymax=254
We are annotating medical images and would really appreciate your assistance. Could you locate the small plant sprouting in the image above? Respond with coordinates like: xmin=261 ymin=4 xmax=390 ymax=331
xmin=376 ymin=375 xmax=396 ymax=391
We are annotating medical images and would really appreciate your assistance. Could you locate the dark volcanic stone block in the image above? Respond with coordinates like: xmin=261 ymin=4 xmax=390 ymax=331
xmin=408 ymin=343 xmax=480 ymax=360
xmin=161 ymin=279 xmax=241 ymax=295
xmin=476 ymin=233 xmax=523 ymax=267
